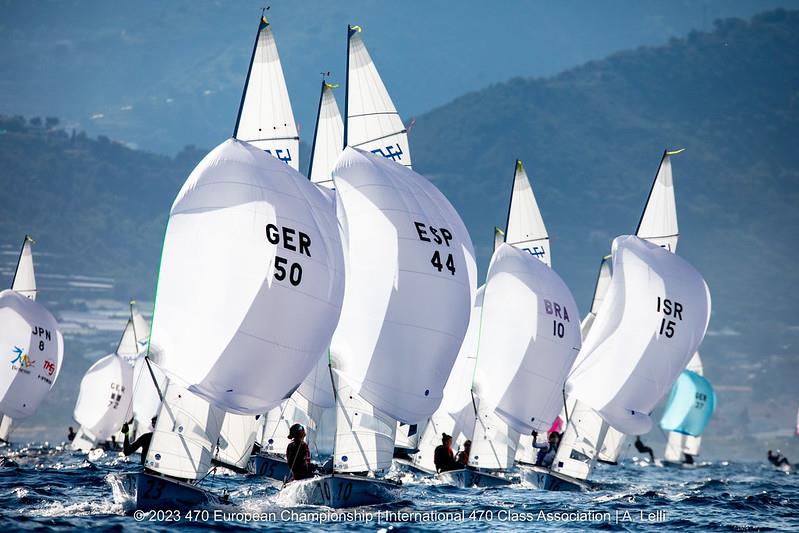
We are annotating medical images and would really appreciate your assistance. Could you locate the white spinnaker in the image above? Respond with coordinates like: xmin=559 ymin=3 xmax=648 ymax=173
xmin=147 ymin=139 xmax=344 ymax=415
xmin=215 ymin=413 xmax=260 ymax=471
xmin=73 ymin=353 xmax=134 ymax=443
xmin=566 ymin=236 xmax=711 ymax=435
xmin=11 ymin=235 xmax=36 ymax=300
xmin=414 ymin=285 xmax=484 ymax=472
xmin=0 ymin=290 xmax=62 ymax=419
xmin=635 ymin=150 xmax=680 ymax=252
xmin=233 ymin=16 xmax=299 ymax=170
xmin=345 ymin=25 xmax=411 ymax=168
xmin=469 ymin=398 xmax=520 ymax=470
xmin=504 ymin=160 xmax=550 ymax=266
xmin=664 ymin=351 xmax=704 ymax=461
xmin=473 ymin=244 xmax=580 ymax=437
xmin=145 ymin=381 xmax=225 ymax=480
xmin=130 ymin=300 xmax=150 ymax=350
xmin=331 ymin=373 xmax=396 ymax=473
xmin=330 ymin=147 xmax=476 ymax=424
xmin=309 ymin=82 xmax=344 ymax=188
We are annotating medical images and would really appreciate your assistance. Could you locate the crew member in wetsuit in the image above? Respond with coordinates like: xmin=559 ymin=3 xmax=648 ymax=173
xmin=683 ymin=453 xmax=695 ymax=465
xmin=433 ymin=433 xmax=460 ymax=473
xmin=67 ymin=427 xmax=76 ymax=442
xmin=456 ymin=440 xmax=472 ymax=466
xmin=286 ymin=423 xmax=315 ymax=481
xmin=634 ymin=436 xmax=655 ymax=462
xmin=768 ymin=449 xmax=791 ymax=467
xmin=122 ymin=417 xmax=157 ymax=465
xmin=532 ymin=431 xmax=561 ymax=467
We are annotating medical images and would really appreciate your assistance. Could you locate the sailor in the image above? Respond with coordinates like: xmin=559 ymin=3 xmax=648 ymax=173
xmin=286 ymin=423 xmax=315 ymax=481
xmin=683 ymin=453 xmax=695 ymax=465
xmin=768 ymin=449 xmax=791 ymax=467
xmin=532 ymin=430 xmax=561 ymax=467
xmin=67 ymin=427 xmax=76 ymax=442
xmin=455 ymin=439 xmax=471 ymax=466
xmin=433 ymin=433 xmax=460 ymax=472
xmin=634 ymin=436 xmax=655 ymax=462
xmin=121 ymin=417 xmax=157 ymax=465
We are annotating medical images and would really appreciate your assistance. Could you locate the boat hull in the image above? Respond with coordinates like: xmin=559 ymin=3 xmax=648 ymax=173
xmin=520 ymin=465 xmax=588 ymax=492
xmin=124 ymin=471 xmax=225 ymax=511
xmin=437 ymin=468 xmax=516 ymax=488
xmin=287 ymin=473 xmax=401 ymax=508
xmin=251 ymin=453 xmax=292 ymax=482
xmin=393 ymin=458 xmax=435 ymax=476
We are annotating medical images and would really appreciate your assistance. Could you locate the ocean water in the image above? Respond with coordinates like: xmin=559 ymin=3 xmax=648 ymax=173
xmin=0 ymin=446 xmax=796 ymax=532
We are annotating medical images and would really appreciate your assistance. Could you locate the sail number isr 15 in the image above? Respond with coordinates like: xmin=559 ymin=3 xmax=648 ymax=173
xmin=657 ymin=296 xmax=684 ymax=339
xmin=266 ymin=223 xmax=312 ymax=286
xmin=414 ymin=222 xmax=456 ymax=275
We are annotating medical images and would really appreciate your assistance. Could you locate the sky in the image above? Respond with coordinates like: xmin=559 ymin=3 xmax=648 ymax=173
xmin=1 ymin=0 xmax=797 ymax=153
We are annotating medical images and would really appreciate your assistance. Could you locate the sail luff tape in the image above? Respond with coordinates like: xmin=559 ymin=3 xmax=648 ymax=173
xmin=324 ymin=82 xmax=339 ymax=89
xmin=665 ymin=148 xmax=685 ymax=156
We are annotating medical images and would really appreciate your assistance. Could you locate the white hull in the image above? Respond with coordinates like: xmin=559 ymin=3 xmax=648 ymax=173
xmin=437 ymin=468 xmax=517 ymax=488
xmin=393 ymin=458 xmax=435 ymax=476
xmin=520 ymin=465 xmax=589 ymax=492
xmin=287 ymin=473 xmax=401 ymax=508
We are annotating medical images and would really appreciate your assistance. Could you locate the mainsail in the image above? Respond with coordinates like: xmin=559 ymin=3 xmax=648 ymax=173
xmin=233 ymin=16 xmax=299 ymax=169
xmin=635 ymin=149 xmax=682 ymax=252
xmin=566 ymin=235 xmax=711 ymax=435
xmin=11 ymin=235 xmax=36 ymax=300
xmin=504 ymin=160 xmax=550 ymax=265
xmin=145 ymin=138 xmax=345 ymax=480
xmin=309 ymin=81 xmax=344 ymax=188
xmin=345 ymin=25 xmax=411 ymax=167
xmin=330 ymin=147 xmax=475 ymax=472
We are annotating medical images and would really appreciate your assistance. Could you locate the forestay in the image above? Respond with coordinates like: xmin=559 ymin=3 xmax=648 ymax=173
xmin=345 ymin=26 xmax=411 ymax=167
xmin=473 ymin=244 xmax=581 ymax=436
xmin=147 ymin=138 xmax=345 ymax=415
xmin=309 ymin=82 xmax=344 ymax=188
xmin=330 ymin=147 xmax=475 ymax=423
xmin=566 ymin=235 xmax=711 ymax=434
xmin=11 ymin=235 xmax=36 ymax=300
xmin=234 ymin=16 xmax=299 ymax=170
xmin=0 ymin=290 xmax=62 ymax=419
xmin=504 ymin=160 xmax=550 ymax=265
xmin=73 ymin=353 xmax=134 ymax=442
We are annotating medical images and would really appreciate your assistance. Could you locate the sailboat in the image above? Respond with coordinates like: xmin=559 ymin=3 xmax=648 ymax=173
xmin=345 ymin=25 xmax=411 ymax=167
xmin=122 ymin=138 xmax=345 ymax=511
xmin=287 ymin=147 xmax=476 ymax=507
xmin=0 ymin=235 xmax=63 ymax=444
xmin=233 ymin=14 xmax=299 ymax=169
xmin=539 ymin=150 xmax=685 ymax=489
xmin=71 ymin=312 xmax=140 ymax=452
xmin=661 ymin=352 xmax=716 ymax=466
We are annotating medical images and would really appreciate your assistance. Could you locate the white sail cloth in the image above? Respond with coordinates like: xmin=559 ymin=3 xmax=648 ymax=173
xmin=345 ymin=26 xmax=411 ymax=167
xmin=73 ymin=353 xmax=134 ymax=442
xmin=11 ymin=236 xmax=36 ymax=300
xmin=215 ymin=412 xmax=261 ymax=471
xmin=330 ymin=147 xmax=476 ymax=423
xmin=636 ymin=151 xmax=679 ymax=252
xmin=566 ymin=236 xmax=711 ymax=434
xmin=504 ymin=161 xmax=550 ymax=265
xmin=0 ymin=290 xmax=63 ymax=419
xmin=234 ymin=17 xmax=299 ymax=169
xmin=309 ymin=82 xmax=344 ymax=188
xmin=147 ymin=139 xmax=345 ymax=415
xmin=473 ymin=244 xmax=581 ymax=436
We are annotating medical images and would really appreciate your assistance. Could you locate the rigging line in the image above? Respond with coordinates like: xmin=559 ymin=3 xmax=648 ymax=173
xmin=144 ymin=356 xmax=165 ymax=403
xmin=562 ymin=389 xmax=570 ymax=426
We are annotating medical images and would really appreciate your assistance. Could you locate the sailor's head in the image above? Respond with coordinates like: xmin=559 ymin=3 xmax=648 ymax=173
xmin=150 ymin=416 xmax=158 ymax=429
xmin=463 ymin=439 xmax=472 ymax=450
xmin=548 ymin=431 xmax=561 ymax=446
xmin=442 ymin=433 xmax=452 ymax=446
xmin=288 ymin=423 xmax=306 ymax=440
xmin=68 ymin=426 xmax=74 ymax=432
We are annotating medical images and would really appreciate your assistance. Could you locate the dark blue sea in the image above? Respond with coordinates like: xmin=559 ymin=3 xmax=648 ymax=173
xmin=0 ymin=444 xmax=796 ymax=532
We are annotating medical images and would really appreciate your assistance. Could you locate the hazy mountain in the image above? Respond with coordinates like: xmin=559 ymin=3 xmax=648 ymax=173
xmin=1 ymin=9 xmax=796 ymax=457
